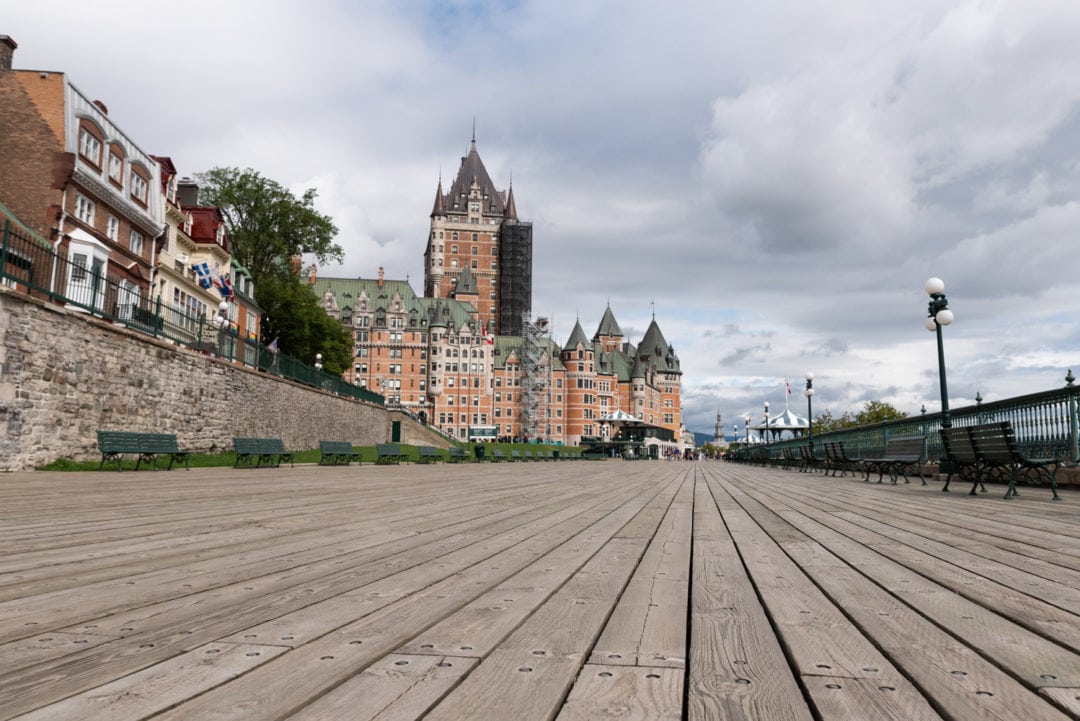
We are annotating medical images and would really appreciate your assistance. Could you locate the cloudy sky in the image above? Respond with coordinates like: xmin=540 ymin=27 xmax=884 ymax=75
xmin=9 ymin=1 xmax=1080 ymax=434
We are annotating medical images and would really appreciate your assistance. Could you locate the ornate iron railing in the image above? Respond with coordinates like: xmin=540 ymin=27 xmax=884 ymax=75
xmin=730 ymin=382 xmax=1080 ymax=465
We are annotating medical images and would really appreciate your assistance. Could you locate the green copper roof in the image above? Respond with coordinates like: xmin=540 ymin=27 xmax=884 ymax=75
xmin=563 ymin=319 xmax=590 ymax=352
xmin=594 ymin=305 xmax=623 ymax=339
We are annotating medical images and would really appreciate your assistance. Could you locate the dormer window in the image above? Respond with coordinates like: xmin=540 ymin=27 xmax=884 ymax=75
xmin=78 ymin=126 xmax=102 ymax=167
xmin=108 ymin=152 xmax=123 ymax=186
xmin=129 ymin=170 xmax=148 ymax=205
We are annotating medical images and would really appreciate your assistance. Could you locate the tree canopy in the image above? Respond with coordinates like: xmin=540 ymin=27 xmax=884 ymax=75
xmin=196 ymin=167 xmax=351 ymax=367
xmin=812 ymin=401 xmax=907 ymax=433
xmin=195 ymin=167 xmax=342 ymax=284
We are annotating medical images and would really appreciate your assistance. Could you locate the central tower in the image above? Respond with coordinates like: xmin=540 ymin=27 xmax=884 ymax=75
xmin=423 ymin=134 xmax=531 ymax=336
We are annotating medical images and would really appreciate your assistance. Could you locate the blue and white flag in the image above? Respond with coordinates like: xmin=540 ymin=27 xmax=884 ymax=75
xmin=194 ymin=262 xmax=213 ymax=289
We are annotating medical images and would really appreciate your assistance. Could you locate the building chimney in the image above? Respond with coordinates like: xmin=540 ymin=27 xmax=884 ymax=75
xmin=177 ymin=177 xmax=199 ymax=207
xmin=308 ymin=264 xmax=317 ymax=285
xmin=378 ymin=266 xmax=384 ymax=288
xmin=0 ymin=36 xmax=17 ymax=72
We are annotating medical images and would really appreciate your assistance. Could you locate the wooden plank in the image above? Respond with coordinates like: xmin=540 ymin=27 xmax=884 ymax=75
xmin=687 ymin=474 xmax=815 ymax=721
xmin=420 ymin=538 xmax=650 ymax=721
xmin=393 ymin=477 xmax=679 ymax=660
xmin=707 ymin=478 xmax=946 ymax=721
xmin=0 ymin=631 xmax=116 ymax=668
xmin=589 ymin=472 xmax=692 ymax=667
xmin=555 ymin=665 xmax=683 ymax=721
xmin=130 ymin=481 xmax=663 ymax=720
xmin=284 ymin=654 xmax=478 ymax=721
xmin=11 ymin=642 xmax=287 ymax=721
xmin=708 ymin=467 xmax=1080 ymax=720
xmin=0 ymin=474 xmax=651 ymax=718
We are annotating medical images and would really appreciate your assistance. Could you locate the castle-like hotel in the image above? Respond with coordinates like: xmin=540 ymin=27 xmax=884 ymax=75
xmin=311 ymin=137 xmax=684 ymax=447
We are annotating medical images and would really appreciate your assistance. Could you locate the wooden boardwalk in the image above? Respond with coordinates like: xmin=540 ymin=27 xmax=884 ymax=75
xmin=0 ymin=461 xmax=1077 ymax=720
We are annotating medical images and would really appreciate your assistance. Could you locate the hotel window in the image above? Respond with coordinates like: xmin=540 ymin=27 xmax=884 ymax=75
xmin=78 ymin=127 xmax=102 ymax=166
xmin=129 ymin=170 xmax=148 ymax=204
xmin=74 ymin=193 xmax=95 ymax=225
xmin=129 ymin=229 xmax=144 ymax=256
xmin=471 ymin=244 xmax=478 ymax=253
xmin=108 ymin=152 xmax=123 ymax=186
xmin=106 ymin=215 xmax=119 ymax=240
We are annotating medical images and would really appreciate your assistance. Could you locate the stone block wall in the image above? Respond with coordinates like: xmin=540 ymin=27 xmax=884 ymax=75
xmin=0 ymin=288 xmax=390 ymax=471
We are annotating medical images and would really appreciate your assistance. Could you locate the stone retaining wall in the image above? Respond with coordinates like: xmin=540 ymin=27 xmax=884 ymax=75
xmin=0 ymin=288 xmax=390 ymax=471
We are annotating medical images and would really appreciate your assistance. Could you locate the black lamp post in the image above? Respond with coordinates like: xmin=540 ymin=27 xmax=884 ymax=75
xmin=763 ymin=401 xmax=770 ymax=444
xmin=925 ymin=277 xmax=955 ymax=428
xmin=744 ymin=415 xmax=751 ymax=445
xmin=804 ymin=372 xmax=814 ymax=451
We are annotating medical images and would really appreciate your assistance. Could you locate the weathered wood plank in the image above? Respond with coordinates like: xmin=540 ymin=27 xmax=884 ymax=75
xmin=687 ymin=472 xmax=815 ymax=721
xmin=589 ymin=471 xmax=692 ymax=667
xmin=555 ymin=665 xmax=683 ymax=721
xmin=10 ymin=642 xmax=287 ymax=721
xmin=283 ymin=654 xmax=478 ymax=721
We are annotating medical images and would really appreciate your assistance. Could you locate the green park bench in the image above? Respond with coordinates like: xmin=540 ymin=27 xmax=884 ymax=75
xmin=861 ymin=436 xmax=926 ymax=485
xmin=418 ymin=446 xmax=442 ymax=463
xmin=376 ymin=443 xmax=408 ymax=465
xmin=234 ymin=437 xmax=294 ymax=469
xmin=319 ymin=440 xmax=362 ymax=466
xmin=97 ymin=430 xmax=190 ymax=471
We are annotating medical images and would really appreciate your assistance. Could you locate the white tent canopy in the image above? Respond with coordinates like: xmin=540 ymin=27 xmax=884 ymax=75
xmin=751 ymin=407 xmax=809 ymax=440
xmin=599 ymin=409 xmax=641 ymax=423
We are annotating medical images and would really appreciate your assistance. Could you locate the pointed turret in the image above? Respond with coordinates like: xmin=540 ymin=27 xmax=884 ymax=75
xmin=563 ymin=319 xmax=590 ymax=352
xmin=453 ymin=266 xmax=479 ymax=297
xmin=504 ymin=183 xmax=518 ymax=221
xmin=430 ymin=177 xmax=446 ymax=218
xmin=594 ymin=305 xmax=623 ymax=340
xmin=448 ymin=137 xmax=505 ymax=215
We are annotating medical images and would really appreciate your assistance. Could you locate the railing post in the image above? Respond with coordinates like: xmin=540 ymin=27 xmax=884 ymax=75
xmin=1067 ymin=370 xmax=1078 ymax=463
xmin=1 ymin=220 xmax=9 ymax=284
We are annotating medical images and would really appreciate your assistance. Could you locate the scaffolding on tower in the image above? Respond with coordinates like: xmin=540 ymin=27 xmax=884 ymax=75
xmin=520 ymin=313 xmax=551 ymax=442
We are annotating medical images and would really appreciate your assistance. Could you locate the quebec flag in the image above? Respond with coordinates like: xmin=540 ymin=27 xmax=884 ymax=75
xmin=194 ymin=262 xmax=213 ymax=290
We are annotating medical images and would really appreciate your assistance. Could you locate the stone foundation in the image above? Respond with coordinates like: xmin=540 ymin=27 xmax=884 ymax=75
xmin=0 ymin=287 xmax=393 ymax=471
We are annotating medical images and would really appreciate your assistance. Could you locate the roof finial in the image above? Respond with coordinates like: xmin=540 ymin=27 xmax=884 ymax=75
xmin=471 ymin=117 xmax=477 ymax=146
xmin=650 ymin=299 xmax=655 ymax=320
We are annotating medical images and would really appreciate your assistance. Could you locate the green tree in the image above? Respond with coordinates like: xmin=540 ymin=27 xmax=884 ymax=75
xmin=258 ymin=277 xmax=352 ymax=374
xmin=195 ymin=167 xmax=342 ymax=284
xmin=813 ymin=401 xmax=907 ymax=433
xmin=855 ymin=400 xmax=907 ymax=426
xmin=811 ymin=409 xmax=854 ymax=434
xmin=195 ymin=167 xmax=350 ymax=370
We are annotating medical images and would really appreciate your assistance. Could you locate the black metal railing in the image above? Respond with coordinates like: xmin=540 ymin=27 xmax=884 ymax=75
xmin=729 ymin=383 xmax=1080 ymax=465
xmin=1 ymin=219 xmax=383 ymax=405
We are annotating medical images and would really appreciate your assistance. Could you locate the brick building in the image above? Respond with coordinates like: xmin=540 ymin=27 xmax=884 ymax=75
xmin=0 ymin=35 xmax=162 ymax=314
xmin=423 ymin=135 xmax=532 ymax=337
xmin=312 ymin=136 xmax=682 ymax=447
xmin=0 ymin=36 xmax=258 ymax=359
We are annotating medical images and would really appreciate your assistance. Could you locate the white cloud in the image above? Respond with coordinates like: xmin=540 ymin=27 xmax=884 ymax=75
xmin=6 ymin=0 xmax=1080 ymax=434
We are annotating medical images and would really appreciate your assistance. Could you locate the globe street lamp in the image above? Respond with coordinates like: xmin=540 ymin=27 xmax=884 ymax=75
xmin=925 ymin=277 xmax=954 ymax=429
xmin=763 ymin=401 xmax=770 ymax=445
xmin=744 ymin=414 xmax=751 ymax=445
xmin=804 ymin=372 xmax=815 ymax=451
xmin=215 ymin=300 xmax=230 ymax=358
xmin=314 ymin=353 xmax=323 ymax=371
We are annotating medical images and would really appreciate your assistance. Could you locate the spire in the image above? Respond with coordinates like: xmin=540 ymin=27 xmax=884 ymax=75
xmin=449 ymin=133 xmax=505 ymax=215
xmin=430 ymin=175 xmax=445 ymax=217
xmin=471 ymin=117 xmax=476 ymax=146
xmin=504 ymin=183 xmax=518 ymax=221
xmin=563 ymin=319 xmax=590 ymax=352
xmin=593 ymin=304 xmax=623 ymax=340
